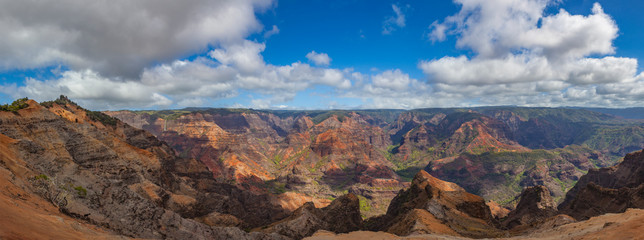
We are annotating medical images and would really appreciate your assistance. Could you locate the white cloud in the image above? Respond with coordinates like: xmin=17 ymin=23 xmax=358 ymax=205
xmin=3 ymin=0 xmax=643 ymax=110
xmin=5 ymin=70 xmax=172 ymax=109
xmin=428 ymin=21 xmax=447 ymax=42
xmin=417 ymin=0 xmax=643 ymax=108
xmin=305 ymin=51 xmax=332 ymax=66
xmin=0 ymin=0 xmax=271 ymax=77
xmin=264 ymin=25 xmax=280 ymax=38
xmin=210 ymin=41 xmax=267 ymax=74
xmin=371 ymin=69 xmax=411 ymax=91
xmin=3 ymin=40 xmax=357 ymax=110
xmin=429 ymin=1 xmax=617 ymax=60
xmin=382 ymin=4 xmax=407 ymax=35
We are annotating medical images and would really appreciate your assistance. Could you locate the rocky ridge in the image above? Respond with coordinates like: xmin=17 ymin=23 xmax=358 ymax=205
xmin=259 ymin=193 xmax=363 ymax=239
xmin=0 ymin=99 xmax=288 ymax=239
xmin=364 ymin=170 xmax=503 ymax=238
xmin=559 ymin=149 xmax=644 ymax=220
xmin=502 ymin=186 xmax=558 ymax=229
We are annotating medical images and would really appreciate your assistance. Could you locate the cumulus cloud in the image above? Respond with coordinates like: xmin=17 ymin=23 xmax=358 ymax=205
xmin=382 ymin=4 xmax=407 ymax=35
xmin=4 ymin=39 xmax=354 ymax=109
xmin=344 ymin=69 xmax=446 ymax=109
xmin=210 ymin=41 xmax=267 ymax=74
xmin=0 ymin=0 xmax=271 ymax=78
xmin=305 ymin=51 xmax=332 ymax=66
xmin=419 ymin=0 xmax=643 ymax=108
xmin=2 ymin=0 xmax=643 ymax=110
xmin=6 ymin=70 xmax=172 ymax=109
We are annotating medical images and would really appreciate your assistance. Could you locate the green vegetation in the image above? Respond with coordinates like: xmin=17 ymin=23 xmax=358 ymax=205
xmin=0 ymin=97 xmax=29 ymax=112
xmin=309 ymin=111 xmax=351 ymax=124
xmin=271 ymin=153 xmax=283 ymax=166
xmin=582 ymin=126 xmax=644 ymax=158
xmin=383 ymin=144 xmax=398 ymax=162
xmin=40 ymin=95 xmax=77 ymax=108
xmin=309 ymin=156 xmax=328 ymax=173
xmin=133 ymin=109 xmax=192 ymax=121
xmin=264 ymin=179 xmax=288 ymax=194
xmin=74 ymin=186 xmax=87 ymax=198
xmin=395 ymin=166 xmax=424 ymax=182
xmin=357 ymin=195 xmax=372 ymax=218
xmin=41 ymin=95 xmax=119 ymax=126
xmin=478 ymin=107 xmax=616 ymax=123
xmin=34 ymin=174 xmax=50 ymax=181
xmin=86 ymin=110 xmax=118 ymax=126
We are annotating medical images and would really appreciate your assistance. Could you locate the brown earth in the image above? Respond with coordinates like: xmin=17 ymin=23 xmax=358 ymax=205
xmin=0 ymin=99 xmax=288 ymax=239
xmin=305 ymin=208 xmax=644 ymax=240
xmin=0 ymin=147 xmax=124 ymax=240
xmin=502 ymin=186 xmax=558 ymax=229
xmin=365 ymin=170 xmax=503 ymax=238
xmin=559 ymin=149 xmax=644 ymax=220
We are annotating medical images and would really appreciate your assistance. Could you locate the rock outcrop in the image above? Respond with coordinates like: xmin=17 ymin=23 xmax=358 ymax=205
xmin=559 ymin=149 xmax=644 ymax=220
xmin=502 ymin=186 xmax=558 ymax=229
xmin=0 ymin=99 xmax=287 ymax=239
xmin=260 ymin=194 xmax=362 ymax=239
xmin=365 ymin=170 xmax=503 ymax=238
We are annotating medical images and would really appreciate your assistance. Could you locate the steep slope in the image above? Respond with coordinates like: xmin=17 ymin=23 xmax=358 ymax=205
xmin=108 ymin=110 xmax=406 ymax=218
xmin=365 ymin=170 xmax=503 ymax=238
xmin=387 ymin=110 xmax=611 ymax=204
xmin=426 ymin=146 xmax=607 ymax=204
xmin=559 ymin=148 xmax=644 ymax=220
xmin=0 ymin=133 xmax=123 ymax=239
xmin=0 ymin=98 xmax=288 ymax=239
xmin=259 ymin=193 xmax=363 ymax=239
xmin=390 ymin=111 xmax=527 ymax=171
xmin=502 ymin=186 xmax=558 ymax=229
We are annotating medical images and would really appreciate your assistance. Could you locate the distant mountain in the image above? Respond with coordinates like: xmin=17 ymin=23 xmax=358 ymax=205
xmin=571 ymin=107 xmax=644 ymax=119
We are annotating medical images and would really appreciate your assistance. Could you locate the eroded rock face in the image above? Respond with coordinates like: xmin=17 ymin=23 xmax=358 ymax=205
xmin=559 ymin=149 xmax=644 ymax=220
xmin=108 ymin=110 xmax=406 ymax=218
xmin=106 ymin=107 xmax=636 ymax=217
xmin=261 ymin=193 xmax=363 ymax=239
xmin=0 ymin=99 xmax=287 ymax=239
xmin=365 ymin=170 xmax=502 ymax=238
xmin=502 ymin=186 xmax=558 ymax=229
xmin=560 ymin=182 xmax=644 ymax=221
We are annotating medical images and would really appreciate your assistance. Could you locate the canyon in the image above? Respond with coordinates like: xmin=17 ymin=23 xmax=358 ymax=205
xmin=0 ymin=96 xmax=643 ymax=239
xmin=107 ymin=104 xmax=643 ymax=216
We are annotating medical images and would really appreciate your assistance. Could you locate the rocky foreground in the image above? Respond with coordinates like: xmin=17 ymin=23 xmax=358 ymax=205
xmin=1 ymin=98 xmax=644 ymax=239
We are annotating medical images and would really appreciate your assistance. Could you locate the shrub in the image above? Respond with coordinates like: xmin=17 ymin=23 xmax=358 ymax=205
xmin=86 ymin=110 xmax=118 ymax=126
xmin=34 ymin=174 xmax=50 ymax=181
xmin=74 ymin=186 xmax=87 ymax=198
xmin=0 ymin=97 xmax=29 ymax=112
xmin=40 ymin=95 xmax=76 ymax=108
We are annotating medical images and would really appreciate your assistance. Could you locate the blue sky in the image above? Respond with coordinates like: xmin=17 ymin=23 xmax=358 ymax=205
xmin=0 ymin=0 xmax=643 ymax=110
